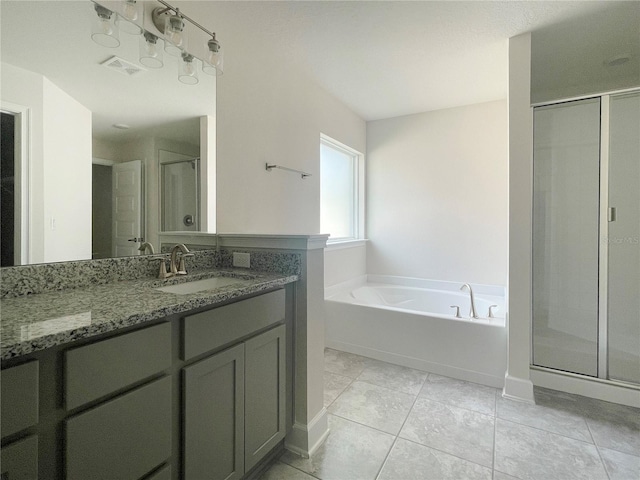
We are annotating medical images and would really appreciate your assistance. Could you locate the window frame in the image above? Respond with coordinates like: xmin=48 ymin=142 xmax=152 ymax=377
xmin=320 ymin=133 xmax=365 ymax=244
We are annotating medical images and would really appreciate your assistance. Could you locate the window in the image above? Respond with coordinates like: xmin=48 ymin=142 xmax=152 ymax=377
xmin=320 ymin=135 xmax=364 ymax=242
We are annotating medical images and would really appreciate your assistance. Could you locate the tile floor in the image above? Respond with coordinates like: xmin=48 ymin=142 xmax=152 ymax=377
xmin=261 ymin=348 xmax=640 ymax=480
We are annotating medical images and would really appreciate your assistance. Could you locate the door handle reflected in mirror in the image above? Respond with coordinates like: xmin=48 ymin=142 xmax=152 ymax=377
xmin=127 ymin=237 xmax=145 ymax=242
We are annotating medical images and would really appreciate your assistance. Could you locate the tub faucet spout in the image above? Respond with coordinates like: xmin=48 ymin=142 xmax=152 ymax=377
xmin=460 ymin=283 xmax=479 ymax=319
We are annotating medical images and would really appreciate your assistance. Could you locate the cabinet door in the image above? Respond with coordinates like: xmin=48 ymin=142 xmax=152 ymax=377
xmin=244 ymin=325 xmax=286 ymax=472
xmin=0 ymin=435 xmax=38 ymax=480
xmin=183 ymin=344 xmax=245 ymax=480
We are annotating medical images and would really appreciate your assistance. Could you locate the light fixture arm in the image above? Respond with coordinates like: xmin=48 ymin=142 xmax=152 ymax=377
xmin=152 ymin=0 xmax=216 ymax=38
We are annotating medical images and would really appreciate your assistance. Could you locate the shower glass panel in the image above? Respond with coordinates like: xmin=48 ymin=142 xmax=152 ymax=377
xmin=161 ymin=158 xmax=200 ymax=232
xmin=532 ymin=98 xmax=601 ymax=376
xmin=607 ymin=92 xmax=640 ymax=384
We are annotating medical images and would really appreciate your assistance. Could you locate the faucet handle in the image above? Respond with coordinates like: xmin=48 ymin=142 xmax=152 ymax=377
xmin=488 ymin=305 xmax=498 ymax=318
xmin=177 ymin=253 xmax=195 ymax=275
xmin=157 ymin=258 xmax=172 ymax=279
xmin=450 ymin=305 xmax=462 ymax=318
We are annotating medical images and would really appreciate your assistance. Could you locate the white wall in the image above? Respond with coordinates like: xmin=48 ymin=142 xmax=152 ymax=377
xmin=324 ymin=243 xmax=367 ymax=288
xmin=1 ymin=63 xmax=92 ymax=263
xmin=215 ymin=50 xmax=366 ymax=235
xmin=42 ymin=78 xmax=92 ymax=262
xmin=366 ymin=100 xmax=508 ymax=286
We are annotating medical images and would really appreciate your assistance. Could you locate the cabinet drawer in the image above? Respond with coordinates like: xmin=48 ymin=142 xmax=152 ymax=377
xmin=65 ymin=376 xmax=172 ymax=480
xmin=0 ymin=435 xmax=38 ymax=480
xmin=65 ymin=322 xmax=171 ymax=410
xmin=183 ymin=289 xmax=285 ymax=360
xmin=1 ymin=361 xmax=39 ymax=438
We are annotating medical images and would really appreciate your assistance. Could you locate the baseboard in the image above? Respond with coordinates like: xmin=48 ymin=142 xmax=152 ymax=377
xmin=502 ymin=373 xmax=535 ymax=403
xmin=326 ymin=339 xmax=504 ymax=388
xmin=284 ymin=408 xmax=329 ymax=458
xmin=531 ymin=367 xmax=640 ymax=408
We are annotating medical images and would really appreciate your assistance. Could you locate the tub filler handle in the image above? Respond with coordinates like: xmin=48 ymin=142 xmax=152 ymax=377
xmin=488 ymin=305 xmax=498 ymax=318
xmin=450 ymin=305 xmax=462 ymax=318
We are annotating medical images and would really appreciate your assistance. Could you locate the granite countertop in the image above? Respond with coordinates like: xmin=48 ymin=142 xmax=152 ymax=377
xmin=0 ymin=269 xmax=297 ymax=360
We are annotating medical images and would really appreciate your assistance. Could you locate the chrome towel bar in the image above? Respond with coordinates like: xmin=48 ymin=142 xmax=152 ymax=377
xmin=265 ymin=163 xmax=311 ymax=179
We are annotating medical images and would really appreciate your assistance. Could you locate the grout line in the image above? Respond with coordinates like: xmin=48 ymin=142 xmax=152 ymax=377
xmin=328 ymin=411 xmax=400 ymax=438
xmin=279 ymin=460 xmax=323 ymax=480
xmin=373 ymin=373 xmax=429 ymax=480
xmin=324 ymin=374 xmax=358 ymax=409
xmin=374 ymin=436 xmax=399 ymax=480
xmin=398 ymin=436 xmax=494 ymax=473
xmin=586 ymin=421 xmax=612 ymax=480
xmin=417 ymin=392 xmax=497 ymax=417
xmin=496 ymin=416 xmax=597 ymax=446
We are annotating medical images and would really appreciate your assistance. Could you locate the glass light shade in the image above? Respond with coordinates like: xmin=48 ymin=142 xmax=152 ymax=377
xmin=164 ymin=13 xmax=186 ymax=57
xmin=91 ymin=4 xmax=120 ymax=48
xmin=203 ymin=38 xmax=223 ymax=76
xmin=178 ymin=53 xmax=199 ymax=85
xmin=118 ymin=0 xmax=143 ymax=35
xmin=139 ymin=32 xmax=163 ymax=68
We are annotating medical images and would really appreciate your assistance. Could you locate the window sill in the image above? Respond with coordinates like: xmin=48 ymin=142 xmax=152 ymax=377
xmin=324 ymin=239 xmax=368 ymax=251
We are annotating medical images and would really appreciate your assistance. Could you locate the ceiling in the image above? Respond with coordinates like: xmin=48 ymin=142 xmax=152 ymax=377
xmin=200 ymin=0 xmax=637 ymax=120
xmin=2 ymin=1 xmax=637 ymax=129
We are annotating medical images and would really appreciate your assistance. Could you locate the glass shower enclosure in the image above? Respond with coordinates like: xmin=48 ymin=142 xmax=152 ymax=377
xmin=532 ymin=91 xmax=640 ymax=385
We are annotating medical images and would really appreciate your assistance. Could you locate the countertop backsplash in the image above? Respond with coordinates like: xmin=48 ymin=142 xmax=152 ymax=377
xmin=1 ymin=247 xmax=301 ymax=299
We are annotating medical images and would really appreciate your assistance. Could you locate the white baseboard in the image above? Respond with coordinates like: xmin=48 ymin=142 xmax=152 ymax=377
xmin=284 ymin=408 xmax=329 ymax=458
xmin=531 ymin=367 xmax=640 ymax=408
xmin=326 ymin=339 xmax=504 ymax=388
xmin=502 ymin=373 xmax=535 ymax=403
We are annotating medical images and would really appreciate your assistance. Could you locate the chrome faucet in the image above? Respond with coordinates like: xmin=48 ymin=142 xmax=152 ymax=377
xmin=138 ymin=242 xmax=155 ymax=255
xmin=460 ymin=283 xmax=479 ymax=319
xmin=169 ymin=244 xmax=194 ymax=275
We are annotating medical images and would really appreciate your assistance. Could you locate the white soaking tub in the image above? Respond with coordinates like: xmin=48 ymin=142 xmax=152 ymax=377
xmin=325 ymin=275 xmax=507 ymax=387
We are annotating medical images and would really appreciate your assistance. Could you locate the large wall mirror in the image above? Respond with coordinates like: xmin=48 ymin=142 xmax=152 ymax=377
xmin=1 ymin=0 xmax=216 ymax=266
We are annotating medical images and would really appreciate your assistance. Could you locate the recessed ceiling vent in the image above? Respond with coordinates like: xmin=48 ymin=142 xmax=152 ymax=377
xmin=101 ymin=56 xmax=146 ymax=77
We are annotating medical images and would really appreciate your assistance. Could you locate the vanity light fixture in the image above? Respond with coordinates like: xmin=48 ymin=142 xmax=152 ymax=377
xmin=152 ymin=0 xmax=224 ymax=75
xmin=152 ymin=5 xmax=187 ymax=57
xmin=91 ymin=4 xmax=120 ymax=48
xmin=139 ymin=32 xmax=164 ymax=68
xmin=203 ymin=34 xmax=224 ymax=76
xmin=118 ymin=0 xmax=144 ymax=35
xmin=178 ymin=53 xmax=199 ymax=85
xmin=92 ymin=0 xmax=223 ymax=84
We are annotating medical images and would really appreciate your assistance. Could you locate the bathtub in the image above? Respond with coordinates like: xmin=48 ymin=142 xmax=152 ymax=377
xmin=325 ymin=275 xmax=507 ymax=387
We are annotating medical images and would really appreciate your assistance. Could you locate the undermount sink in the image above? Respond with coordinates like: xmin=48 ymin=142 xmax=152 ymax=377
xmin=156 ymin=276 xmax=253 ymax=295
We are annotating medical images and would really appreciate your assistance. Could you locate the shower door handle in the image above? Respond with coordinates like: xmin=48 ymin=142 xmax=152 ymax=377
xmin=608 ymin=207 xmax=616 ymax=222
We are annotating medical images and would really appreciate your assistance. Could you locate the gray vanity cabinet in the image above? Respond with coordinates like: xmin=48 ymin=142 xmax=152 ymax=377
xmin=182 ymin=289 xmax=286 ymax=480
xmin=0 ymin=286 xmax=291 ymax=480
xmin=0 ymin=435 xmax=38 ymax=480
xmin=183 ymin=344 xmax=245 ymax=480
xmin=183 ymin=325 xmax=286 ymax=480
xmin=1 ymin=361 xmax=39 ymax=479
xmin=244 ymin=325 xmax=286 ymax=472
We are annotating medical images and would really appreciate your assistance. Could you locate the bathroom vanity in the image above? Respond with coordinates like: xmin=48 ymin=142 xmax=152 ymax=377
xmin=0 ymin=269 xmax=297 ymax=480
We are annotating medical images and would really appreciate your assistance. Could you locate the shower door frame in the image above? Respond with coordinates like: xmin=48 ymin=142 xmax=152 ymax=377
xmin=530 ymin=86 xmax=640 ymax=385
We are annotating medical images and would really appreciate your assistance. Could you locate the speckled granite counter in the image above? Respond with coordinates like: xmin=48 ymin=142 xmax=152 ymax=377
xmin=0 ymin=269 xmax=297 ymax=360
